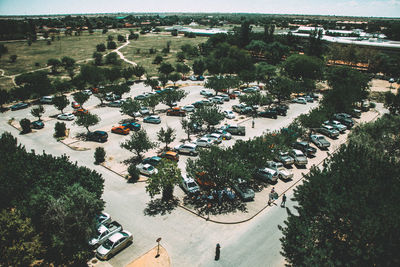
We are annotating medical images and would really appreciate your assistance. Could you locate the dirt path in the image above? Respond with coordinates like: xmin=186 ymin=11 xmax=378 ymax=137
xmin=113 ymin=34 xmax=137 ymax=66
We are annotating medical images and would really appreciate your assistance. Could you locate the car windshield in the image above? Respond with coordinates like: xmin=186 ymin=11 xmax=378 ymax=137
xmin=147 ymin=165 xmax=154 ymax=171
xmin=102 ymin=239 xmax=114 ymax=249
xmin=188 ymin=182 xmax=197 ymax=188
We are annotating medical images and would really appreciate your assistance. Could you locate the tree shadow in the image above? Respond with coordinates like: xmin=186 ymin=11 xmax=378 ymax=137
xmin=143 ymin=197 xmax=179 ymax=216
xmin=75 ymin=132 xmax=87 ymax=140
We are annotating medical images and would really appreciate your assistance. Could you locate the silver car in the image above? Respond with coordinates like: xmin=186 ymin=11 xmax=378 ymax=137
xmin=136 ymin=163 xmax=158 ymax=176
xmin=96 ymin=230 xmax=133 ymax=260
xmin=266 ymin=161 xmax=294 ymax=181
xmin=232 ymin=179 xmax=255 ymax=201
xmin=181 ymin=175 xmax=200 ymax=195
xmin=194 ymin=137 xmax=213 ymax=148
xmin=289 ymin=149 xmax=308 ymax=167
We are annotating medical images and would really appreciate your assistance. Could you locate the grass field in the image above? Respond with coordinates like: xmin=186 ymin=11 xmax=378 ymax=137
xmin=119 ymin=33 xmax=208 ymax=77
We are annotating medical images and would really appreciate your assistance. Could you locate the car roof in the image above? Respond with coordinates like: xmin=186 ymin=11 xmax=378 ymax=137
xmin=108 ymin=232 xmax=125 ymax=242
xmin=94 ymin=131 xmax=107 ymax=134
xmin=166 ymin=151 xmax=178 ymax=156
xmin=182 ymin=143 xmax=196 ymax=148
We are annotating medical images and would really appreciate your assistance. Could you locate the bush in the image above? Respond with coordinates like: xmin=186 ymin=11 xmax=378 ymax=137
xmin=19 ymin=118 xmax=31 ymax=134
xmin=107 ymin=41 xmax=117 ymax=49
xmin=54 ymin=121 xmax=66 ymax=138
xmin=127 ymin=164 xmax=140 ymax=183
xmin=94 ymin=147 xmax=106 ymax=164
xmin=153 ymin=55 xmax=163 ymax=64
xmin=370 ymin=102 xmax=376 ymax=108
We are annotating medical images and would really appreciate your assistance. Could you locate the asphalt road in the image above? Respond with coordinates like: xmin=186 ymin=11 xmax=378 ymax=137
xmin=0 ymin=82 xmax=320 ymax=267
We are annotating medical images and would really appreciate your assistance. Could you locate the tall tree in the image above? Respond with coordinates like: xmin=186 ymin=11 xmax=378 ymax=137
xmin=146 ymin=159 xmax=181 ymax=201
xmin=53 ymin=95 xmax=69 ymax=114
xmin=47 ymin=58 xmax=62 ymax=74
xmin=120 ymin=97 xmax=141 ymax=121
xmin=191 ymin=105 xmax=224 ymax=132
xmin=73 ymin=91 xmax=90 ymax=108
xmin=158 ymin=62 xmax=175 ymax=76
xmin=160 ymin=89 xmax=187 ymax=108
xmin=142 ymin=94 xmax=160 ymax=114
xmin=30 ymin=105 xmax=45 ymax=121
xmin=120 ymin=129 xmax=157 ymax=162
xmin=192 ymin=58 xmax=206 ymax=76
xmin=144 ymin=77 xmax=159 ymax=91
xmin=205 ymin=75 xmax=229 ymax=96
xmin=74 ymin=112 xmax=100 ymax=133
xmin=268 ymin=76 xmax=295 ymax=104
xmin=157 ymin=126 xmax=176 ymax=151
xmin=169 ymin=72 xmax=181 ymax=87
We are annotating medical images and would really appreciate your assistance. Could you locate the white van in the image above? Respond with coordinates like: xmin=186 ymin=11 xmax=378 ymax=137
xmin=40 ymin=96 xmax=53 ymax=104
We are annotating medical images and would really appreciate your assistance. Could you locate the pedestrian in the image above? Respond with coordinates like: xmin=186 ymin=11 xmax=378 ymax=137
xmin=281 ymin=194 xmax=287 ymax=208
xmin=268 ymin=192 xmax=273 ymax=206
xmin=215 ymin=243 xmax=221 ymax=261
xmin=271 ymin=187 xmax=275 ymax=194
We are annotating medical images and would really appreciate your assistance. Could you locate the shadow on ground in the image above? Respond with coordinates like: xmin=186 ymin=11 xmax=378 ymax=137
xmin=182 ymin=194 xmax=248 ymax=216
xmin=144 ymin=197 xmax=179 ymax=216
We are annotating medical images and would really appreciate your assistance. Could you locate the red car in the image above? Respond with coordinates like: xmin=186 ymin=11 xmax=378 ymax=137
xmin=72 ymin=108 xmax=88 ymax=116
xmin=71 ymin=101 xmax=81 ymax=109
xmin=111 ymin=126 xmax=130 ymax=135
xmin=166 ymin=107 xmax=186 ymax=117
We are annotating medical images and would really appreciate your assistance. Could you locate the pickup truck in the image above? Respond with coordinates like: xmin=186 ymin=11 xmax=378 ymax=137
xmin=310 ymin=134 xmax=331 ymax=149
xmin=89 ymin=221 xmax=123 ymax=247
xmin=220 ymin=124 xmax=246 ymax=136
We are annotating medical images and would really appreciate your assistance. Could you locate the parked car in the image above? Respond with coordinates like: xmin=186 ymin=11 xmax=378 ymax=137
xmin=136 ymin=163 xmax=158 ymax=176
xmin=95 ymin=212 xmax=111 ymax=227
xmin=10 ymin=102 xmax=29 ymax=111
xmin=166 ymin=107 xmax=186 ymax=117
xmin=219 ymin=94 xmax=230 ymax=101
xmin=87 ymin=131 xmax=108 ymax=142
xmin=134 ymin=94 xmax=147 ymax=100
xmin=266 ymin=161 xmax=293 ymax=181
xmin=220 ymin=124 xmax=245 ymax=136
xmin=72 ymin=108 xmax=88 ymax=116
xmin=333 ymin=113 xmax=354 ymax=128
xmin=197 ymin=75 xmax=205 ymax=81
xmin=214 ymin=129 xmax=232 ymax=140
xmin=83 ymin=89 xmax=93 ymax=96
xmin=203 ymin=133 xmax=222 ymax=144
xmin=158 ymin=151 xmax=179 ymax=161
xmin=232 ymin=179 xmax=255 ymax=201
xmin=105 ymin=93 xmax=121 ymax=101
xmin=223 ymin=110 xmax=236 ymax=119
xmin=111 ymin=126 xmax=130 ymax=135
xmin=324 ymin=120 xmax=347 ymax=133
xmin=201 ymin=99 xmax=211 ymax=106
xmin=274 ymin=151 xmax=295 ymax=166
xmin=89 ymin=221 xmax=123 ymax=247
xmin=142 ymin=156 xmax=161 ymax=167
xmin=96 ymin=230 xmax=133 ymax=260
xmin=194 ymin=137 xmax=213 ymax=148
xmin=122 ymin=122 xmax=141 ymax=131
xmin=351 ymin=108 xmax=362 ymax=118
xmin=181 ymin=175 xmax=200 ymax=195
xmin=30 ymin=120 xmax=44 ymax=129
xmin=243 ymin=86 xmax=260 ymax=93
xmin=139 ymin=107 xmax=150 ymax=115
xmin=40 ymin=96 xmax=53 ymax=104
xmin=182 ymin=105 xmax=195 ymax=112
xmin=200 ymin=89 xmax=213 ymax=97
xmin=304 ymin=95 xmax=314 ymax=103
xmin=71 ymin=101 xmax=81 ymax=109
xmin=292 ymin=141 xmax=317 ymax=157
xmin=254 ymin=168 xmax=279 ymax=183
xmin=107 ymin=100 xmax=125 ymax=107
xmin=292 ymin=97 xmax=307 ymax=104
xmin=143 ymin=115 xmax=161 ymax=124
xmin=209 ymin=96 xmax=224 ymax=104
xmin=232 ymin=103 xmax=247 ymax=113
xmin=189 ymin=75 xmax=197 ymax=81
xmin=192 ymin=101 xmax=204 ymax=108
xmin=317 ymin=125 xmax=340 ymax=139
xmin=57 ymin=113 xmax=75 ymax=121
xmin=174 ymin=143 xmax=198 ymax=156
xmin=270 ymin=105 xmax=287 ymax=116
xmin=258 ymin=109 xmax=278 ymax=119
xmin=289 ymin=149 xmax=308 ymax=167
xmin=310 ymin=134 xmax=331 ymax=149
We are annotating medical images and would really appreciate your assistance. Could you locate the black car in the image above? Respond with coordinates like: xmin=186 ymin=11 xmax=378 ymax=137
xmin=333 ymin=113 xmax=354 ymax=128
xmin=192 ymin=101 xmax=204 ymax=108
xmin=197 ymin=75 xmax=205 ymax=81
xmin=258 ymin=109 xmax=278 ymax=119
xmin=10 ymin=102 xmax=29 ymax=111
xmin=87 ymin=131 xmax=108 ymax=142
xmin=31 ymin=120 xmax=44 ymax=129
xmin=142 ymin=156 xmax=162 ymax=166
xmin=271 ymin=105 xmax=287 ymax=116
xmin=292 ymin=141 xmax=317 ymax=157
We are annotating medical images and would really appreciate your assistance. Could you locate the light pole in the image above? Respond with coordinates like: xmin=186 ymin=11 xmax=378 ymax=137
xmin=155 ymin=237 xmax=162 ymax=258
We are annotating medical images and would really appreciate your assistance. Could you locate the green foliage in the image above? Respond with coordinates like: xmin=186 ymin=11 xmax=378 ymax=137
xmin=120 ymin=97 xmax=141 ymax=120
xmin=54 ymin=121 xmax=66 ymax=137
xmin=121 ymin=67 xmax=135 ymax=82
xmin=117 ymin=34 xmax=126 ymax=42
xmin=127 ymin=164 xmax=140 ymax=182
xmin=176 ymin=51 xmax=185 ymax=62
xmin=176 ymin=63 xmax=191 ymax=75
xmin=268 ymin=76 xmax=295 ymax=103
xmin=53 ymin=94 xmax=69 ymax=113
xmin=144 ymin=77 xmax=159 ymax=91
xmin=279 ymin=143 xmax=400 ymax=266
xmin=30 ymin=105 xmax=45 ymax=121
xmin=74 ymin=112 xmax=100 ymax=133
xmin=107 ymin=40 xmax=117 ymax=49
xmin=153 ymin=55 xmax=163 ymax=64
xmin=159 ymin=88 xmax=187 ymax=108
xmin=132 ymin=65 xmax=146 ymax=80
xmin=9 ymin=54 xmax=17 ymax=63
xmin=0 ymin=209 xmax=44 ymax=267
xmin=384 ymin=91 xmax=400 ymax=115
xmin=296 ymin=105 xmax=333 ymax=130
xmin=120 ymin=129 xmax=157 ymax=162
xmin=14 ymin=71 xmax=53 ymax=98
xmin=205 ymin=75 xmax=230 ymax=95
xmin=0 ymin=90 xmax=10 ymax=108
xmin=169 ymin=72 xmax=181 ymax=86
xmin=254 ymin=62 xmax=276 ymax=84
xmin=47 ymin=58 xmax=62 ymax=74
xmin=157 ymin=126 xmax=176 ymax=150
xmin=192 ymin=58 xmax=206 ymax=75
xmin=158 ymin=62 xmax=175 ymax=76
xmin=92 ymin=52 xmax=103 ymax=65
xmin=79 ymin=65 xmax=105 ymax=87
xmin=239 ymin=91 xmax=272 ymax=113
xmin=110 ymin=83 xmax=129 ymax=97
xmin=105 ymin=52 xmax=119 ymax=65
xmin=19 ymin=118 xmax=31 ymax=133
xmin=264 ymin=42 xmax=290 ymax=65
xmin=61 ymin=56 xmax=75 ymax=70
xmin=73 ymin=91 xmax=90 ymax=107
xmin=146 ymin=159 xmax=181 ymax=201
xmin=283 ymin=54 xmax=324 ymax=82
xmin=96 ymin=43 xmax=106 ymax=52
xmin=142 ymin=94 xmax=160 ymax=114
xmin=94 ymin=147 xmax=106 ymax=165
xmin=191 ymin=105 xmax=224 ymax=132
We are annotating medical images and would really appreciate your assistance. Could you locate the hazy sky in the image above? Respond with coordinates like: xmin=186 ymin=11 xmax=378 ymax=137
xmin=0 ymin=0 xmax=399 ymax=17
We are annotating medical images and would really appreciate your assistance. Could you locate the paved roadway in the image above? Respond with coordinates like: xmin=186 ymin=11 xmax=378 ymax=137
xmin=0 ymin=82 xmax=320 ymax=267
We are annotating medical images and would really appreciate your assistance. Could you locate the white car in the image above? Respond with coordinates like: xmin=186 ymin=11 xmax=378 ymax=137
xmin=266 ymin=161 xmax=294 ymax=181
xmin=136 ymin=163 xmax=158 ymax=176
xmin=200 ymin=89 xmax=213 ymax=97
xmin=232 ymin=90 xmax=241 ymax=96
xmin=203 ymin=133 xmax=222 ymax=144
xmin=139 ymin=107 xmax=150 ymax=115
xmin=223 ymin=110 xmax=236 ymax=119
xmin=181 ymin=174 xmax=200 ymax=195
xmin=292 ymin=97 xmax=307 ymax=104
xmin=182 ymin=105 xmax=195 ymax=112
xmin=209 ymin=96 xmax=224 ymax=104
xmin=83 ymin=89 xmax=93 ymax=96
xmin=174 ymin=143 xmax=198 ymax=156
xmin=194 ymin=137 xmax=213 ymax=148
xmin=57 ymin=113 xmax=75 ymax=121
xmin=96 ymin=230 xmax=133 ymax=260
xmin=219 ymin=94 xmax=230 ymax=101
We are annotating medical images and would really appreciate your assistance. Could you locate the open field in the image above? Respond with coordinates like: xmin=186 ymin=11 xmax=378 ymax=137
xmin=119 ymin=33 xmax=208 ymax=76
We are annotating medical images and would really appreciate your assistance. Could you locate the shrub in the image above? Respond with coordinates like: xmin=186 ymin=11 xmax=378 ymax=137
xmin=54 ymin=121 xmax=66 ymax=137
xmin=370 ymin=102 xmax=376 ymax=108
xmin=153 ymin=55 xmax=163 ymax=64
xmin=127 ymin=164 xmax=140 ymax=183
xmin=19 ymin=118 xmax=31 ymax=134
xmin=94 ymin=147 xmax=106 ymax=164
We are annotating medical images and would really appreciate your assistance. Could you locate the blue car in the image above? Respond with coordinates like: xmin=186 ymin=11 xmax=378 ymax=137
xmin=10 ymin=102 xmax=29 ymax=111
xmin=122 ymin=122 xmax=141 ymax=131
xmin=142 ymin=156 xmax=162 ymax=166
xmin=31 ymin=120 xmax=44 ymax=129
xmin=143 ymin=115 xmax=161 ymax=124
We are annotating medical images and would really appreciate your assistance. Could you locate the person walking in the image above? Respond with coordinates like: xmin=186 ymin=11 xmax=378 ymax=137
xmin=215 ymin=243 xmax=221 ymax=261
xmin=281 ymin=194 xmax=287 ymax=208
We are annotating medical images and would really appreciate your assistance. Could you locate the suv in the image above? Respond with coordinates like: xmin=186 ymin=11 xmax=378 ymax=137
xmin=181 ymin=175 xmax=200 ymax=195
xmin=292 ymin=141 xmax=317 ymax=157
xmin=333 ymin=113 xmax=354 ymax=128
xmin=40 ymin=96 xmax=54 ymax=104
xmin=317 ymin=125 xmax=340 ymax=139
xmin=87 ymin=131 xmax=108 ymax=142
xmin=254 ymin=168 xmax=279 ymax=183
xmin=174 ymin=143 xmax=198 ymax=156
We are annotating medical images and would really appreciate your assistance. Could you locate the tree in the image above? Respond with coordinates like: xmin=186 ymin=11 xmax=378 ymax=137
xmin=264 ymin=42 xmax=290 ymax=65
xmin=239 ymin=92 xmax=272 ymax=114
xmin=47 ymin=58 xmax=62 ymax=74
xmin=160 ymin=89 xmax=187 ymax=108
xmin=146 ymin=159 xmax=181 ymax=201
xmin=120 ymin=129 xmax=157 ymax=162
xmin=94 ymin=147 xmax=106 ymax=164
xmin=105 ymin=52 xmax=119 ymax=65
xmin=121 ymin=67 xmax=134 ymax=82
xmin=111 ymin=83 xmax=129 ymax=97
xmin=158 ymin=74 xmax=169 ymax=88
xmin=54 ymin=121 xmax=66 ymax=137
xmin=144 ymin=77 xmax=159 ymax=91
xmin=61 ymin=56 xmax=75 ymax=70
xmin=279 ymin=143 xmax=400 ymax=266
xmin=384 ymin=91 xmax=400 ymax=115
xmin=0 ymin=44 xmax=8 ymax=59
xmin=193 ymin=58 xmax=206 ymax=75
xmin=92 ymin=52 xmax=103 ymax=66
xmin=205 ymin=75 xmax=228 ymax=96
xmin=120 ymin=97 xmax=141 ymax=120
xmin=307 ymin=28 xmax=324 ymax=58
xmin=158 ymin=62 xmax=175 ymax=76
xmin=181 ymin=118 xmax=197 ymax=141
xmin=142 ymin=94 xmax=160 ymax=114
xmin=0 ymin=90 xmax=10 ymax=110
xmin=15 ymin=71 xmax=53 ymax=97
xmin=133 ymin=65 xmax=146 ymax=81
xmin=169 ymin=72 xmax=181 ymax=87
xmin=153 ymin=55 xmax=163 ymax=64
xmin=157 ymin=126 xmax=176 ymax=151
xmin=9 ymin=54 xmax=17 ymax=63
xmin=282 ymin=54 xmax=324 ymax=88
xmin=96 ymin=43 xmax=106 ymax=52
xmin=107 ymin=41 xmax=117 ymax=49
xmin=79 ymin=65 xmax=105 ymax=88
xmin=255 ymin=62 xmax=276 ymax=85
xmin=53 ymin=95 xmax=69 ymax=114
xmin=74 ymin=112 xmax=100 ymax=133
xmin=192 ymin=105 xmax=224 ymax=132
xmin=117 ymin=34 xmax=126 ymax=42
xmin=73 ymin=91 xmax=90 ymax=108
xmin=0 ymin=209 xmax=44 ymax=267
xmin=176 ymin=51 xmax=185 ymax=62
xmin=268 ymin=76 xmax=295 ymax=104
xmin=176 ymin=63 xmax=191 ymax=76
xmin=20 ymin=118 xmax=31 ymax=133
xmin=94 ymin=85 xmax=108 ymax=105
xmin=30 ymin=105 xmax=45 ymax=121
xmin=238 ymin=69 xmax=256 ymax=87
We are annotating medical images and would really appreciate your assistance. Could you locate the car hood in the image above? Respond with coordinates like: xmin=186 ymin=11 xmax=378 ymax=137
xmin=279 ymin=169 xmax=292 ymax=177
xmin=96 ymin=245 xmax=110 ymax=256
xmin=89 ymin=238 xmax=98 ymax=246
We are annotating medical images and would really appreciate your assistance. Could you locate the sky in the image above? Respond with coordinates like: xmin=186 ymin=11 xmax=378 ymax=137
xmin=0 ymin=0 xmax=399 ymax=17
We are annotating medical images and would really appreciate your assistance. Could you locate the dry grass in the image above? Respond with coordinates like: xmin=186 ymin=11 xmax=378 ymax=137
xmin=0 ymin=77 xmax=15 ymax=91
xmin=119 ymin=33 xmax=208 ymax=77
